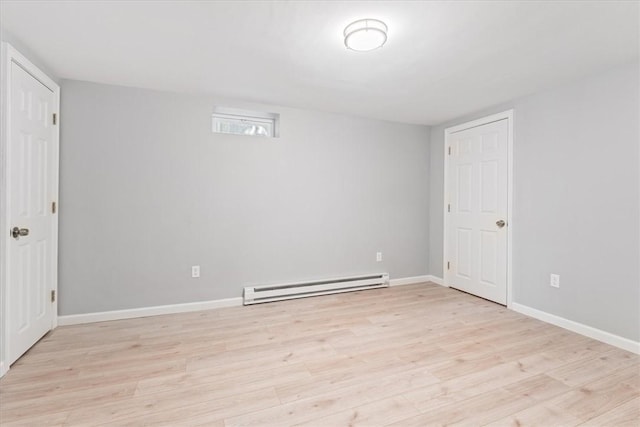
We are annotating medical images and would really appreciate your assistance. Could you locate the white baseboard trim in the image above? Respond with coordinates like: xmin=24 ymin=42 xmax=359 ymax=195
xmin=426 ymin=275 xmax=445 ymax=286
xmin=58 ymin=276 xmax=449 ymax=326
xmin=390 ymin=275 xmax=446 ymax=287
xmin=390 ymin=275 xmax=430 ymax=286
xmin=0 ymin=361 xmax=7 ymax=379
xmin=58 ymin=297 xmax=243 ymax=326
xmin=511 ymin=302 xmax=640 ymax=355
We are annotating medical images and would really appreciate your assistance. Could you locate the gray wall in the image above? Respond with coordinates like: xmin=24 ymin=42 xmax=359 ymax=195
xmin=429 ymin=61 xmax=640 ymax=341
xmin=59 ymin=80 xmax=431 ymax=315
xmin=59 ymin=63 xmax=640 ymax=343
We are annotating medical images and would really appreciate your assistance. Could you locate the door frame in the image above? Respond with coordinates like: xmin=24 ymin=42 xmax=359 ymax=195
xmin=0 ymin=42 xmax=60 ymax=377
xmin=442 ymin=110 xmax=514 ymax=307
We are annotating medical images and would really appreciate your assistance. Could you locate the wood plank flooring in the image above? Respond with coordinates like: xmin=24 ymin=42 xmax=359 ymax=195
xmin=1 ymin=283 xmax=638 ymax=426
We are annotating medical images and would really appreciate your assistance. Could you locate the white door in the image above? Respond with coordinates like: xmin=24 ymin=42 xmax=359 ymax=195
xmin=7 ymin=60 xmax=58 ymax=364
xmin=446 ymin=118 xmax=509 ymax=305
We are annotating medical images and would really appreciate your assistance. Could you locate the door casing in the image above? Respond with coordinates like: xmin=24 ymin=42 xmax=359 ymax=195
xmin=443 ymin=110 xmax=513 ymax=307
xmin=0 ymin=42 xmax=60 ymax=377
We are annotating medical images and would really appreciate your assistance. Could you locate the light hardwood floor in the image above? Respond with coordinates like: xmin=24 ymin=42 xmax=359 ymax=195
xmin=1 ymin=283 xmax=638 ymax=426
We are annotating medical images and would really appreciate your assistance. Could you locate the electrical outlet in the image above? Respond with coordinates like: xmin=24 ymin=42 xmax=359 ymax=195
xmin=376 ymin=252 xmax=383 ymax=262
xmin=550 ymin=274 xmax=560 ymax=288
xmin=192 ymin=265 xmax=200 ymax=278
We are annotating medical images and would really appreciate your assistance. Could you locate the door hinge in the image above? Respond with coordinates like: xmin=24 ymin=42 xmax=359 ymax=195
xmin=447 ymin=203 xmax=451 ymax=213
xmin=447 ymin=261 xmax=450 ymax=270
xmin=448 ymin=146 xmax=451 ymax=155
xmin=52 ymin=201 xmax=57 ymax=214
xmin=53 ymin=113 xmax=57 ymax=125
xmin=51 ymin=290 xmax=56 ymax=303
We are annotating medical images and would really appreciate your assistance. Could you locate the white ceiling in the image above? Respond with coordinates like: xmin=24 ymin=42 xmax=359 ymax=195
xmin=1 ymin=1 xmax=638 ymax=125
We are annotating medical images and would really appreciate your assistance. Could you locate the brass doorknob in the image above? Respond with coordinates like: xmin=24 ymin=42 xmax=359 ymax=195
xmin=496 ymin=220 xmax=506 ymax=228
xmin=11 ymin=227 xmax=29 ymax=239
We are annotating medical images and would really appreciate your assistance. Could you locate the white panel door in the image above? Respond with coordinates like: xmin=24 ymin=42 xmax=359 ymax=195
xmin=446 ymin=119 xmax=508 ymax=304
xmin=8 ymin=61 xmax=57 ymax=364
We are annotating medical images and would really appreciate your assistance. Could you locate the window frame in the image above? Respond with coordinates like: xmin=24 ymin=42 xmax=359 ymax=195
xmin=212 ymin=108 xmax=279 ymax=138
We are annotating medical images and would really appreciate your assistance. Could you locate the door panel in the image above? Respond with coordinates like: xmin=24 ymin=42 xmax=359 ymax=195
xmin=479 ymin=230 xmax=497 ymax=285
xmin=457 ymin=164 xmax=472 ymax=212
xmin=480 ymin=160 xmax=498 ymax=213
xmin=447 ymin=119 xmax=508 ymax=304
xmin=8 ymin=62 xmax=56 ymax=364
xmin=456 ymin=228 xmax=472 ymax=278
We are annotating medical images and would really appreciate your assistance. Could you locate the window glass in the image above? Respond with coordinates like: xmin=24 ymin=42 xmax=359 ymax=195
xmin=212 ymin=110 xmax=278 ymax=138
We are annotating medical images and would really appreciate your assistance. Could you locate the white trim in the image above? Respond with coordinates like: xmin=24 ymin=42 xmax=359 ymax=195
xmin=426 ymin=275 xmax=445 ymax=286
xmin=0 ymin=42 xmax=60 ymax=377
xmin=390 ymin=275 xmax=431 ymax=286
xmin=60 ymin=275 xmax=452 ymax=326
xmin=0 ymin=42 xmax=6 ymax=380
xmin=390 ymin=275 xmax=446 ymax=287
xmin=511 ymin=302 xmax=640 ymax=355
xmin=446 ymin=111 xmax=513 ymax=134
xmin=61 ymin=276 xmax=448 ymax=326
xmin=506 ymin=112 xmax=513 ymax=308
xmin=443 ymin=110 xmax=514 ymax=307
xmin=57 ymin=297 xmax=243 ymax=326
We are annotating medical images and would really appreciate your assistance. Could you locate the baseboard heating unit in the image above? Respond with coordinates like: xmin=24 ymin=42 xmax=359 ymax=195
xmin=243 ymin=273 xmax=389 ymax=305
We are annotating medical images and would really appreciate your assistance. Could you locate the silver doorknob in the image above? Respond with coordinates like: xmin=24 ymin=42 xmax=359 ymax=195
xmin=496 ymin=220 xmax=506 ymax=228
xmin=11 ymin=227 xmax=29 ymax=239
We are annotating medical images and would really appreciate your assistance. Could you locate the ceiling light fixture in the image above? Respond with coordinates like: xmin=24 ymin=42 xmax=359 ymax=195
xmin=343 ymin=18 xmax=388 ymax=52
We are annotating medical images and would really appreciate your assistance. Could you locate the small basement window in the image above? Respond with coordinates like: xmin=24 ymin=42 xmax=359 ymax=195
xmin=212 ymin=107 xmax=279 ymax=138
